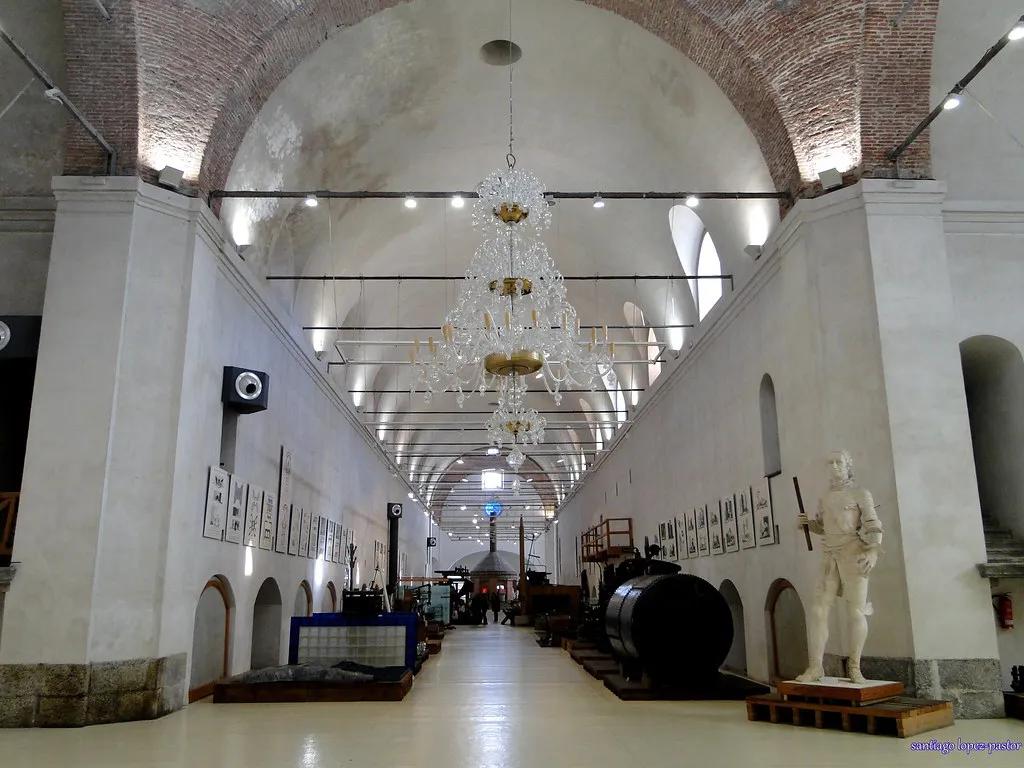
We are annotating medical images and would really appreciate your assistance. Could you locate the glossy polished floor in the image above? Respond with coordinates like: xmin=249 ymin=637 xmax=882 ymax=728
xmin=1 ymin=623 xmax=1021 ymax=767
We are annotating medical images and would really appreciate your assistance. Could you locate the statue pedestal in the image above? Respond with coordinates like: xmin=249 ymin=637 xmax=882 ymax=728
xmin=779 ymin=677 xmax=904 ymax=705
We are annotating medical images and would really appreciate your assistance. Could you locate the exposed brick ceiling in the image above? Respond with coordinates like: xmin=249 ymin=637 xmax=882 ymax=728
xmin=61 ymin=0 xmax=938 ymax=196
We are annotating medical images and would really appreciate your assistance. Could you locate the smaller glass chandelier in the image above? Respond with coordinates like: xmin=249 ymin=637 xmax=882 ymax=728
xmin=485 ymin=375 xmax=546 ymax=469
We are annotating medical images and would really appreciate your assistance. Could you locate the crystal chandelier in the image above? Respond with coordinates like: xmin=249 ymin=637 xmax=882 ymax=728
xmin=408 ymin=4 xmax=615 ymax=469
xmin=484 ymin=375 xmax=547 ymax=470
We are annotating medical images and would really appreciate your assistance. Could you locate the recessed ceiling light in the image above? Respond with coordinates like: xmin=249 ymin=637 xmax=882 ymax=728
xmin=404 ymin=197 xmax=417 ymax=209
xmin=304 ymin=194 xmax=318 ymax=208
xmin=487 ymin=447 xmax=499 ymax=455
xmin=942 ymin=94 xmax=961 ymax=110
xmin=685 ymin=195 xmax=699 ymax=208
xmin=451 ymin=195 xmax=465 ymax=208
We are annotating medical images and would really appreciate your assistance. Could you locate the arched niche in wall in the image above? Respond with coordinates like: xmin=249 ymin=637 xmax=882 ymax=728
xmin=960 ymin=335 xmax=1024 ymax=534
xmin=322 ymin=581 xmax=338 ymax=613
xmin=293 ymin=580 xmax=313 ymax=618
xmin=250 ymin=577 xmax=283 ymax=670
xmin=759 ymin=374 xmax=782 ymax=478
xmin=719 ymin=579 xmax=747 ymax=675
xmin=189 ymin=575 xmax=234 ymax=702
xmin=764 ymin=578 xmax=807 ymax=683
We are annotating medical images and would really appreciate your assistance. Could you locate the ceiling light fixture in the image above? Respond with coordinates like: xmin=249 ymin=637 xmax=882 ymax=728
xmin=592 ymin=194 xmax=605 ymax=209
xmin=1009 ymin=22 xmax=1024 ymax=41
xmin=942 ymin=94 xmax=961 ymax=110
xmin=451 ymin=195 xmax=465 ymax=208
xmin=685 ymin=195 xmax=699 ymax=208
xmin=456 ymin=458 xmax=464 ymax=464
xmin=487 ymin=447 xmax=499 ymax=456
xmin=407 ymin=492 xmax=414 ymax=499
xmin=304 ymin=194 xmax=318 ymax=208
xmin=404 ymin=197 xmax=417 ymax=209
xmin=461 ymin=505 xmax=467 ymax=511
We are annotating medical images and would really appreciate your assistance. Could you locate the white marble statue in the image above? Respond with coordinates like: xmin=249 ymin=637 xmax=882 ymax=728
xmin=796 ymin=450 xmax=883 ymax=684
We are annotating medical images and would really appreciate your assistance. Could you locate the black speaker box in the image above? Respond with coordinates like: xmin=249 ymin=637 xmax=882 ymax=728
xmin=222 ymin=366 xmax=269 ymax=414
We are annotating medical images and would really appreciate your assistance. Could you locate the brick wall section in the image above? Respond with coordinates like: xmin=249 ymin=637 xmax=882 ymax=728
xmin=60 ymin=0 xmax=938 ymax=195
xmin=61 ymin=0 xmax=139 ymax=175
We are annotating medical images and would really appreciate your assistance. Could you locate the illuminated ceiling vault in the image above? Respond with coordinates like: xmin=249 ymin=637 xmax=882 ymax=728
xmin=219 ymin=0 xmax=779 ymax=539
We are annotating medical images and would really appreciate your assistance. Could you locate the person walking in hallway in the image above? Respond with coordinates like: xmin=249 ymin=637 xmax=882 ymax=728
xmin=490 ymin=590 xmax=501 ymax=623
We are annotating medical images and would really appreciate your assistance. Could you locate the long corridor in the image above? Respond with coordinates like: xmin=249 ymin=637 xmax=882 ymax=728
xmin=0 ymin=624 xmax=1020 ymax=767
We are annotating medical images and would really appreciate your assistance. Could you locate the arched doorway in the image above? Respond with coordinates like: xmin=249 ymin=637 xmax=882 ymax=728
xmin=293 ymin=580 xmax=312 ymax=618
xmin=960 ymin=335 xmax=1024 ymax=689
xmin=189 ymin=575 xmax=233 ymax=701
xmin=322 ymin=581 xmax=337 ymax=613
xmin=250 ymin=577 xmax=283 ymax=670
xmin=719 ymin=579 xmax=747 ymax=675
xmin=764 ymin=578 xmax=807 ymax=683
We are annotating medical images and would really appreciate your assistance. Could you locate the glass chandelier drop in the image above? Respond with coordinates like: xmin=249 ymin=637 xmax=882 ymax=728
xmin=484 ymin=375 xmax=547 ymax=470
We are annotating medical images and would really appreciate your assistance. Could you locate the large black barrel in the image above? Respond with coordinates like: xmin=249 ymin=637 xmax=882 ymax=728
xmin=605 ymin=574 xmax=733 ymax=683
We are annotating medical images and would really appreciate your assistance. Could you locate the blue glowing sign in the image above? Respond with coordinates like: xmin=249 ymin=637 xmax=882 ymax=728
xmin=484 ymin=501 xmax=503 ymax=517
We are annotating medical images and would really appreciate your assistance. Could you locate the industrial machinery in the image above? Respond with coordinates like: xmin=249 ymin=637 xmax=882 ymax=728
xmin=605 ymin=573 xmax=733 ymax=685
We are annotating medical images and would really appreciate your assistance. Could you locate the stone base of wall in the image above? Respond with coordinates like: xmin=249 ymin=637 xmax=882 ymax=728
xmin=823 ymin=653 xmax=1004 ymax=719
xmin=0 ymin=654 xmax=187 ymax=727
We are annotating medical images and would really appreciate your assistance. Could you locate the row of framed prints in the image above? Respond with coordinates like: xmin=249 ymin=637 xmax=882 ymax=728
xmin=657 ymin=478 xmax=778 ymax=560
xmin=202 ymin=465 xmax=353 ymax=563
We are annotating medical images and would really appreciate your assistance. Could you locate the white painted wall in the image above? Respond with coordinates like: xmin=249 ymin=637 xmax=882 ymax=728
xmin=0 ymin=199 xmax=54 ymax=315
xmin=556 ymin=182 xmax=1002 ymax=683
xmin=931 ymin=1 xmax=1024 ymax=202
xmin=1 ymin=180 xmax=429 ymax=682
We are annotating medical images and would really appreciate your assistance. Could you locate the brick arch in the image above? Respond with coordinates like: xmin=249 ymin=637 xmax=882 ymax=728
xmin=63 ymin=1 xmax=938 ymax=197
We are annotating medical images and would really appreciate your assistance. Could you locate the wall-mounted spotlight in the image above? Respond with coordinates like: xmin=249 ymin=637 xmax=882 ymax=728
xmin=404 ymin=197 xmax=417 ymax=209
xmin=592 ymin=194 xmax=605 ymax=209
xmin=744 ymin=244 xmax=764 ymax=260
xmin=157 ymin=165 xmax=185 ymax=191
xmin=304 ymin=194 xmax=319 ymax=208
xmin=818 ymin=167 xmax=843 ymax=190
xmin=1009 ymin=22 xmax=1024 ymax=41
xmin=942 ymin=93 xmax=961 ymax=110
xmin=451 ymin=195 xmax=465 ymax=209
xmin=685 ymin=195 xmax=699 ymax=208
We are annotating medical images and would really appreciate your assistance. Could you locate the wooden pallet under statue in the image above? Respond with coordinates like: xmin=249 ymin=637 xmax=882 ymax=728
xmin=747 ymin=677 xmax=954 ymax=738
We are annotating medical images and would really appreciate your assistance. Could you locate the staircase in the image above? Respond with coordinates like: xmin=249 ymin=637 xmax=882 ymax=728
xmin=977 ymin=516 xmax=1024 ymax=579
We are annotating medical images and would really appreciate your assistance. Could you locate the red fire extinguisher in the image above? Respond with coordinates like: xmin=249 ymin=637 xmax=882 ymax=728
xmin=995 ymin=593 xmax=1014 ymax=629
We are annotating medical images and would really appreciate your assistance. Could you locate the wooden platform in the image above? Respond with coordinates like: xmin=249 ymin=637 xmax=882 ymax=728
xmin=570 ymin=648 xmax=611 ymax=665
xmin=777 ymin=677 xmax=904 ymax=706
xmin=605 ymin=672 xmax=769 ymax=702
xmin=560 ymin=637 xmax=596 ymax=652
xmin=746 ymin=693 xmax=953 ymax=738
xmin=1005 ymin=692 xmax=1024 ymax=720
xmin=582 ymin=658 xmax=620 ymax=681
xmin=213 ymin=670 xmax=414 ymax=704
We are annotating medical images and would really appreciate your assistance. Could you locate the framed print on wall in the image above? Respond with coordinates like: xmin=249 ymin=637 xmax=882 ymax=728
xmin=333 ymin=526 xmax=343 ymax=563
xmin=666 ymin=518 xmax=678 ymax=561
xmin=326 ymin=521 xmax=335 ymax=562
xmin=287 ymin=504 xmax=301 ymax=555
xmin=675 ymin=516 xmax=688 ymax=560
xmin=244 ymin=485 xmax=263 ymax=548
xmin=754 ymin=478 xmax=777 ymax=545
xmin=696 ymin=505 xmax=710 ymax=556
xmin=709 ymin=500 xmax=724 ymax=555
xmin=203 ymin=466 xmax=229 ymax=540
xmin=722 ymin=494 xmax=739 ymax=553
xmin=225 ymin=477 xmax=246 ymax=544
xmin=299 ymin=508 xmax=313 ymax=557
xmin=684 ymin=508 xmax=698 ymax=558
xmin=260 ymin=491 xmax=277 ymax=551
xmin=737 ymin=487 xmax=756 ymax=549
xmin=276 ymin=446 xmax=293 ymax=554
xmin=310 ymin=514 xmax=321 ymax=558
xmin=318 ymin=516 xmax=329 ymax=558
